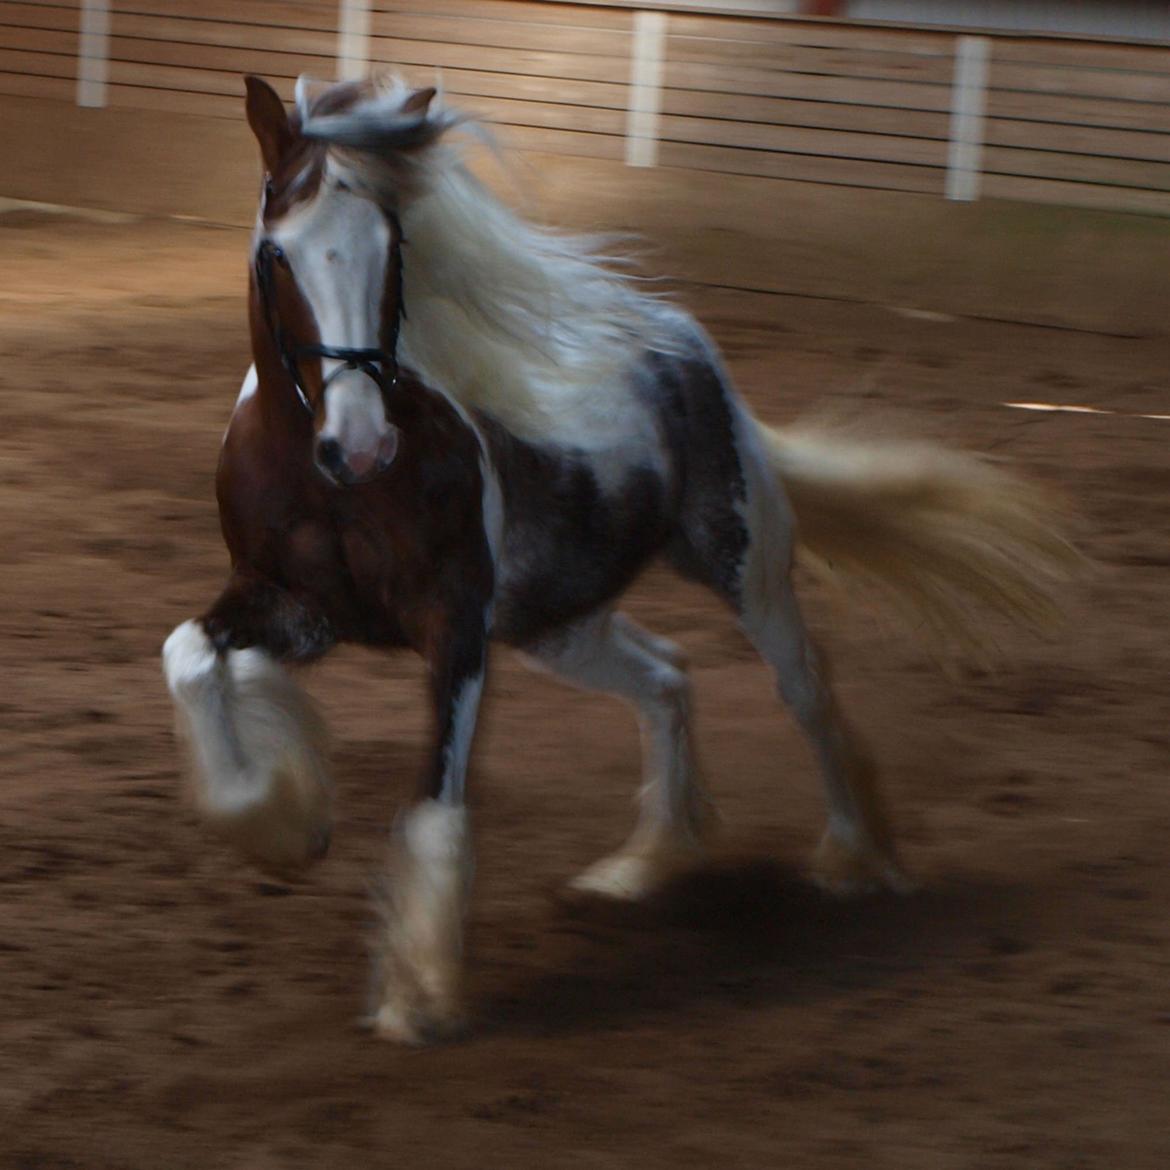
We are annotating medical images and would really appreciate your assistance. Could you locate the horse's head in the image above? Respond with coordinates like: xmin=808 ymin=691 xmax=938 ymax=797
xmin=244 ymin=76 xmax=447 ymax=486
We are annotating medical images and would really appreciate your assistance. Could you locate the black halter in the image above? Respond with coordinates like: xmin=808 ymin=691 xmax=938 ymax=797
xmin=253 ymin=211 xmax=406 ymax=416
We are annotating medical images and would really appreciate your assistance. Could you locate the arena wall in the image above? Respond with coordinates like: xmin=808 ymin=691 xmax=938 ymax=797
xmin=2 ymin=1 xmax=1167 ymax=215
xmin=1 ymin=2 xmax=1167 ymax=338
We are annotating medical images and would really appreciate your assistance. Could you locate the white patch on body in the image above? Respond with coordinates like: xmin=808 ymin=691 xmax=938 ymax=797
xmin=223 ymin=364 xmax=259 ymax=446
xmin=477 ymin=451 xmax=505 ymax=569
xmin=236 ymin=364 xmax=258 ymax=406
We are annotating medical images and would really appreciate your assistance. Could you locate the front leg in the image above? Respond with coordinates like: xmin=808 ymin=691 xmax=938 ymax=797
xmin=162 ymin=574 xmax=335 ymax=879
xmin=372 ymin=606 xmax=488 ymax=1044
xmin=200 ymin=573 xmax=335 ymax=661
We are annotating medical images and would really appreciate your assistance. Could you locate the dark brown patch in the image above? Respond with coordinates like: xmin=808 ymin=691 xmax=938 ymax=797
xmin=259 ymin=138 xmax=326 ymax=224
xmin=308 ymin=78 xmax=374 ymax=120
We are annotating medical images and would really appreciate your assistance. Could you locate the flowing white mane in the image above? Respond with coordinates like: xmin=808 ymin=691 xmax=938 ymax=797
xmin=298 ymin=75 xmax=686 ymax=445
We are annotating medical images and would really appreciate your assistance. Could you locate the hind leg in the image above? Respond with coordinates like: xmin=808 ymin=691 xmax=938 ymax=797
xmin=739 ymin=577 xmax=910 ymax=895
xmin=524 ymin=611 xmax=714 ymax=901
xmin=672 ymin=396 xmax=908 ymax=895
xmin=161 ymin=576 xmax=334 ymax=879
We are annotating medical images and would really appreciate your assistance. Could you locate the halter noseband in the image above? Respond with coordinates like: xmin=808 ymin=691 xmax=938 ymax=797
xmin=253 ymin=211 xmax=406 ymax=416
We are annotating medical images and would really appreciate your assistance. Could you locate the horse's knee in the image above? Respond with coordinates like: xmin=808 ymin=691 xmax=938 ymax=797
xmin=774 ymin=656 xmax=829 ymax=729
xmin=201 ymin=579 xmax=335 ymax=662
xmin=611 ymin=613 xmax=688 ymax=670
xmin=741 ymin=596 xmax=832 ymax=729
xmin=648 ymin=634 xmax=687 ymax=670
xmin=753 ymin=630 xmax=825 ymax=727
xmin=646 ymin=659 xmax=690 ymax=717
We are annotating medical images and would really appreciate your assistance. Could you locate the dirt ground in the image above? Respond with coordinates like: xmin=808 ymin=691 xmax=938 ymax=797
xmin=1 ymin=202 xmax=1167 ymax=1170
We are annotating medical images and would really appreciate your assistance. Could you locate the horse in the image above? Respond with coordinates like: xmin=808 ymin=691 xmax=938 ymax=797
xmin=162 ymin=74 xmax=1079 ymax=1043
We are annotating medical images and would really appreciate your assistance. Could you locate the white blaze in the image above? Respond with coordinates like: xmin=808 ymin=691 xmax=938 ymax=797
xmin=272 ymin=182 xmax=394 ymax=462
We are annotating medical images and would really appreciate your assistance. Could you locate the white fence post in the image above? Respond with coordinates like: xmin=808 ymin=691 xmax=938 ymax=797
xmin=945 ymin=35 xmax=991 ymax=202
xmin=625 ymin=11 xmax=666 ymax=168
xmin=337 ymin=0 xmax=371 ymax=82
xmin=77 ymin=0 xmax=110 ymax=108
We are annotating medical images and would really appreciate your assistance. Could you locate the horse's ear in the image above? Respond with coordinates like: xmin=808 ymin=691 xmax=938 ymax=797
xmin=245 ymin=75 xmax=293 ymax=174
xmin=402 ymin=86 xmax=437 ymax=116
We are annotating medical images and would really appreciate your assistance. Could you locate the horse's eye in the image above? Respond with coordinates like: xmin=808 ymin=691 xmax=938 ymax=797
xmin=268 ymin=243 xmax=288 ymax=266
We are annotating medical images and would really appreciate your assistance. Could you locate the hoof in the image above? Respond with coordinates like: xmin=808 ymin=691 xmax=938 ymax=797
xmin=371 ymin=802 xmax=471 ymax=1045
xmin=208 ymin=780 xmax=332 ymax=881
xmin=370 ymin=1000 xmax=468 ymax=1046
xmin=567 ymin=843 xmax=706 ymax=904
xmin=810 ymin=831 xmax=914 ymax=897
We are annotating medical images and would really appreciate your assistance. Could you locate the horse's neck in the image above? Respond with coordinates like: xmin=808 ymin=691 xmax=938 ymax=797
xmin=249 ymin=351 xmax=309 ymax=434
xmin=398 ymin=180 xmax=666 ymax=444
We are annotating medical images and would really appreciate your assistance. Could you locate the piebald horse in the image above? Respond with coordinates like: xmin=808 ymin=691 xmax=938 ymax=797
xmin=163 ymin=76 xmax=1078 ymax=1043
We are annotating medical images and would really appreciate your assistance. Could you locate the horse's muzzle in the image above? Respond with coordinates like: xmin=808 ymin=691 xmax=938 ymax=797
xmin=315 ymin=429 xmax=399 ymax=486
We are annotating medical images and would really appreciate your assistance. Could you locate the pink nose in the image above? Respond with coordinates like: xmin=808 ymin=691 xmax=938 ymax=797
xmin=343 ymin=446 xmax=378 ymax=479
xmin=315 ymin=430 xmax=399 ymax=485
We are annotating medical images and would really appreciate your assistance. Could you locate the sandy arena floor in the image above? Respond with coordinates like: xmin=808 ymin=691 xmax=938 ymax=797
xmin=1 ymin=206 xmax=1168 ymax=1169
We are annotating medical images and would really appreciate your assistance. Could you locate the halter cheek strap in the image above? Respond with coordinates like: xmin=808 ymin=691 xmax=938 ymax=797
xmin=253 ymin=210 xmax=406 ymax=416
xmin=296 ymin=342 xmax=389 ymax=411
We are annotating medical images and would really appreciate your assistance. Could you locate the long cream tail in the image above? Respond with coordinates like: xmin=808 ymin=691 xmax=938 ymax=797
xmin=756 ymin=421 xmax=1084 ymax=656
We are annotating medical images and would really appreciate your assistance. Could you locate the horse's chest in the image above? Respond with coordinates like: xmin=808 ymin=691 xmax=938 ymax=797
xmin=338 ymin=501 xmax=477 ymax=634
xmin=280 ymin=520 xmax=356 ymax=603
xmin=339 ymin=526 xmax=397 ymax=606
xmin=282 ymin=524 xmax=418 ymax=652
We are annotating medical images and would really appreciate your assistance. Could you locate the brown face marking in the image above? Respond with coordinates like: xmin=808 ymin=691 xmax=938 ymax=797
xmin=260 ymin=137 xmax=326 ymax=224
xmin=249 ymin=117 xmax=330 ymax=423
xmin=251 ymin=240 xmax=327 ymax=417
